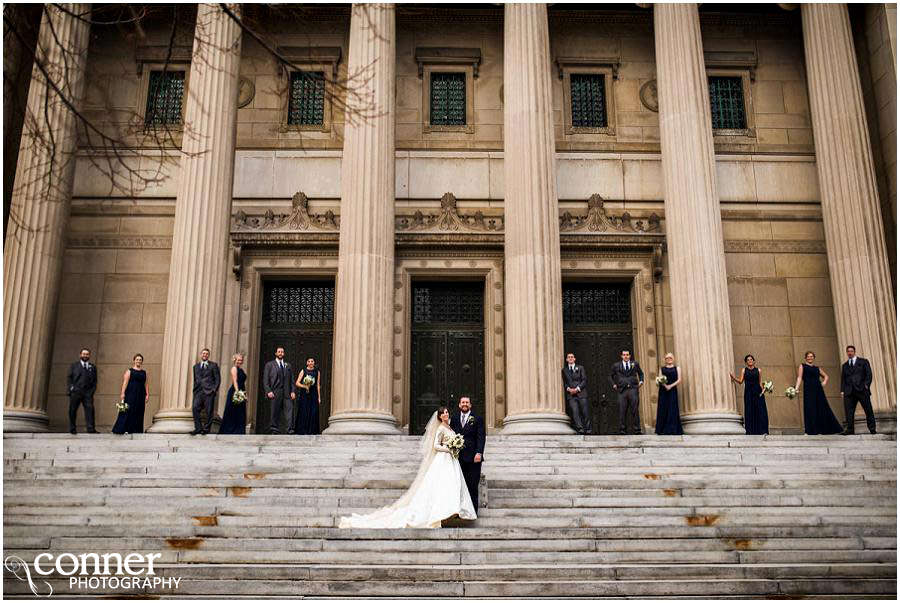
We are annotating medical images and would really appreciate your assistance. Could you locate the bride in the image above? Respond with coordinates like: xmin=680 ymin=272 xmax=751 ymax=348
xmin=339 ymin=406 xmax=477 ymax=528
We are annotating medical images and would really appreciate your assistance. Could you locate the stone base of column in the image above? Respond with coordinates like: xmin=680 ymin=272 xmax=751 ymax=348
xmin=147 ymin=409 xmax=196 ymax=434
xmin=856 ymin=411 xmax=896 ymax=435
xmin=502 ymin=412 xmax=576 ymax=435
xmin=324 ymin=411 xmax=401 ymax=435
xmin=3 ymin=410 xmax=50 ymax=432
xmin=681 ymin=412 xmax=746 ymax=435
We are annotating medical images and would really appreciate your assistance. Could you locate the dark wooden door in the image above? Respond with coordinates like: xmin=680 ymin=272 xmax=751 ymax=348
xmin=410 ymin=282 xmax=485 ymax=435
xmin=562 ymin=282 xmax=634 ymax=435
xmin=256 ymin=281 xmax=334 ymax=434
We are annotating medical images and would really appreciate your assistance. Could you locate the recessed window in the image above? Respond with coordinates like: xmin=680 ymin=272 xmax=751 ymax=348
xmin=429 ymin=72 xmax=466 ymax=126
xmin=288 ymin=71 xmax=326 ymax=126
xmin=144 ymin=70 xmax=185 ymax=126
xmin=570 ymin=73 xmax=608 ymax=129
xmin=708 ymin=75 xmax=746 ymax=130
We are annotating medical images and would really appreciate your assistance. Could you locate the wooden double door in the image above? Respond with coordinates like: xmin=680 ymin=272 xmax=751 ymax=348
xmin=562 ymin=282 xmax=635 ymax=435
xmin=410 ymin=281 xmax=486 ymax=436
xmin=256 ymin=280 xmax=333 ymax=434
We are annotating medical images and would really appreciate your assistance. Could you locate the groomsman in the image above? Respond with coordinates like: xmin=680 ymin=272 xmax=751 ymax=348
xmin=562 ymin=352 xmax=590 ymax=434
xmin=840 ymin=345 xmax=876 ymax=435
xmin=450 ymin=396 xmax=486 ymax=512
xmin=610 ymin=350 xmax=644 ymax=435
xmin=263 ymin=347 xmax=296 ymax=434
xmin=191 ymin=348 xmax=221 ymax=435
xmin=67 ymin=348 xmax=98 ymax=434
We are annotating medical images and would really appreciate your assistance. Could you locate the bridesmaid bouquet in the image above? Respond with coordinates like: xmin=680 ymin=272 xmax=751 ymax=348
xmin=655 ymin=375 xmax=668 ymax=386
xmin=447 ymin=434 xmax=465 ymax=459
xmin=785 ymin=386 xmax=798 ymax=399
xmin=302 ymin=375 xmax=315 ymax=387
xmin=761 ymin=381 xmax=774 ymax=396
xmin=232 ymin=390 xmax=247 ymax=405
xmin=116 ymin=400 xmax=129 ymax=413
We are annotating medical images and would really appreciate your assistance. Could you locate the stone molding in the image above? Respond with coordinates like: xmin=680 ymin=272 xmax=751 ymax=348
xmin=414 ymin=47 xmax=482 ymax=79
xmin=232 ymin=191 xmax=339 ymax=232
xmin=396 ymin=192 xmax=503 ymax=232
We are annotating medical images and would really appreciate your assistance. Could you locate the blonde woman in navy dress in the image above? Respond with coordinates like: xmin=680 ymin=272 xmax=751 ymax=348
xmin=654 ymin=353 xmax=683 ymax=435
xmin=794 ymin=351 xmax=842 ymax=435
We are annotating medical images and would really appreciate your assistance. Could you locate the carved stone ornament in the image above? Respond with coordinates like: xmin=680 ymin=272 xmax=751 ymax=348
xmin=232 ymin=192 xmax=339 ymax=232
xmin=640 ymin=79 xmax=658 ymax=112
xmin=559 ymin=194 xmax=661 ymax=234
xmin=395 ymin=192 xmax=504 ymax=232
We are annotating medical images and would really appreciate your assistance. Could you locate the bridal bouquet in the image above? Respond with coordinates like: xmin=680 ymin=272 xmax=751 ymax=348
xmin=116 ymin=400 xmax=129 ymax=413
xmin=761 ymin=381 xmax=774 ymax=396
xmin=784 ymin=386 xmax=798 ymax=399
xmin=655 ymin=375 xmax=667 ymax=386
xmin=446 ymin=434 xmax=465 ymax=459
xmin=232 ymin=390 xmax=247 ymax=405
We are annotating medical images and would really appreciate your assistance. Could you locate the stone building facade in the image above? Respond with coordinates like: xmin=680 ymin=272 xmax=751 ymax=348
xmin=3 ymin=3 xmax=897 ymax=435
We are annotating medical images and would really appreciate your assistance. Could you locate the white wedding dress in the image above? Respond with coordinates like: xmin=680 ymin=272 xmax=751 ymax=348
xmin=338 ymin=413 xmax=477 ymax=528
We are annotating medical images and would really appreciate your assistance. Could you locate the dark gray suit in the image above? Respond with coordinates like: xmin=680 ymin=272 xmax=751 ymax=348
xmin=610 ymin=360 xmax=644 ymax=434
xmin=192 ymin=361 xmax=221 ymax=433
xmin=263 ymin=359 xmax=295 ymax=433
xmin=67 ymin=360 xmax=97 ymax=432
xmin=562 ymin=364 xmax=590 ymax=434
xmin=840 ymin=356 xmax=876 ymax=434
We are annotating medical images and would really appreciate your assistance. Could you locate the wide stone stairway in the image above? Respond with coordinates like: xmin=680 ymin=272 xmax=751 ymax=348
xmin=3 ymin=433 xmax=897 ymax=598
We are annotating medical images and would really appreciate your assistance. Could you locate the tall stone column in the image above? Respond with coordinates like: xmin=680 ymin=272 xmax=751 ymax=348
xmin=654 ymin=4 xmax=744 ymax=434
xmin=326 ymin=4 xmax=399 ymax=434
xmin=501 ymin=4 xmax=572 ymax=435
xmin=149 ymin=4 xmax=242 ymax=432
xmin=3 ymin=4 xmax=90 ymax=432
xmin=802 ymin=4 xmax=897 ymax=433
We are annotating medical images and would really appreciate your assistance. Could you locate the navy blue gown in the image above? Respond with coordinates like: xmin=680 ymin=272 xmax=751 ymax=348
xmin=743 ymin=367 xmax=769 ymax=435
xmin=112 ymin=369 xmax=146 ymax=434
xmin=802 ymin=364 xmax=842 ymax=435
xmin=294 ymin=367 xmax=321 ymax=435
xmin=655 ymin=366 xmax=683 ymax=435
xmin=219 ymin=367 xmax=247 ymax=435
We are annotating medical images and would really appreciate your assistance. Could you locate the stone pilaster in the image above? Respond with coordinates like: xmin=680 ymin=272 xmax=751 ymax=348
xmin=500 ymin=4 xmax=572 ymax=435
xmin=3 ymin=4 xmax=90 ymax=432
xmin=654 ymin=3 xmax=744 ymax=434
xmin=149 ymin=4 xmax=242 ymax=432
xmin=802 ymin=4 xmax=897 ymax=433
xmin=326 ymin=4 xmax=399 ymax=434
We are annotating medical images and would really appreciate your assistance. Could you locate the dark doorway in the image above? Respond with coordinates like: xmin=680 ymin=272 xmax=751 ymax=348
xmin=562 ymin=282 xmax=635 ymax=435
xmin=256 ymin=280 xmax=334 ymax=434
xmin=410 ymin=281 xmax=486 ymax=435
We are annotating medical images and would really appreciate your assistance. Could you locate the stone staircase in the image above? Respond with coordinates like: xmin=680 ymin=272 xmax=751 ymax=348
xmin=3 ymin=433 xmax=896 ymax=598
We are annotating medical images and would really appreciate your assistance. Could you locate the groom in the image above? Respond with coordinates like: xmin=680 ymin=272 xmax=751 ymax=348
xmin=450 ymin=396 xmax=485 ymax=511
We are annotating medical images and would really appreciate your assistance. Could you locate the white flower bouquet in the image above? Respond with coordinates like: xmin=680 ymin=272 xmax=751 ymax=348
xmin=446 ymin=434 xmax=465 ymax=459
xmin=300 ymin=375 xmax=315 ymax=390
xmin=232 ymin=390 xmax=247 ymax=405
xmin=655 ymin=375 xmax=668 ymax=386
xmin=116 ymin=400 xmax=129 ymax=413
xmin=784 ymin=386 xmax=798 ymax=399
xmin=761 ymin=381 xmax=774 ymax=396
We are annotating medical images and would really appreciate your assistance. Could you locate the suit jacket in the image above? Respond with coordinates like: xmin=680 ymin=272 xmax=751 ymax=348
xmin=193 ymin=361 xmax=221 ymax=396
xmin=841 ymin=357 xmax=872 ymax=396
xmin=450 ymin=411 xmax=486 ymax=463
xmin=609 ymin=360 xmax=644 ymax=391
xmin=263 ymin=359 xmax=295 ymax=398
xmin=562 ymin=364 xmax=587 ymax=395
xmin=67 ymin=361 xmax=97 ymax=396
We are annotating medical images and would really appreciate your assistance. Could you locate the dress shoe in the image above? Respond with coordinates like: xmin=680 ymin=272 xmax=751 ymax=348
xmin=69 ymin=429 xmax=77 ymax=435
xmin=200 ymin=430 xmax=208 ymax=436
xmin=190 ymin=429 xmax=202 ymax=436
xmin=841 ymin=429 xmax=854 ymax=436
xmin=287 ymin=429 xmax=296 ymax=435
xmin=86 ymin=429 xmax=98 ymax=434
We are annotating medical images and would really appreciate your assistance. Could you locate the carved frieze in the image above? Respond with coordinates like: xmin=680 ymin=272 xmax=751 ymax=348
xmin=395 ymin=192 xmax=504 ymax=232
xmin=232 ymin=192 xmax=339 ymax=232
xmin=559 ymin=194 xmax=662 ymax=234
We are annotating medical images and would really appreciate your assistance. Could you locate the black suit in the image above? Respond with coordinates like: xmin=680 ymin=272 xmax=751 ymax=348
xmin=450 ymin=411 xmax=486 ymax=511
xmin=562 ymin=364 xmax=590 ymax=434
xmin=263 ymin=359 xmax=296 ymax=434
xmin=610 ymin=360 xmax=644 ymax=434
xmin=192 ymin=361 xmax=221 ymax=433
xmin=67 ymin=360 xmax=97 ymax=432
xmin=840 ymin=356 xmax=876 ymax=434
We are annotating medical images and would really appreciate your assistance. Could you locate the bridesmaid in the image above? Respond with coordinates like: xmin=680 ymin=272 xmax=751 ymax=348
xmin=795 ymin=351 xmax=842 ymax=435
xmin=730 ymin=354 xmax=769 ymax=435
xmin=112 ymin=354 xmax=148 ymax=435
xmin=655 ymin=353 xmax=683 ymax=435
xmin=219 ymin=354 xmax=247 ymax=435
xmin=294 ymin=357 xmax=322 ymax=435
